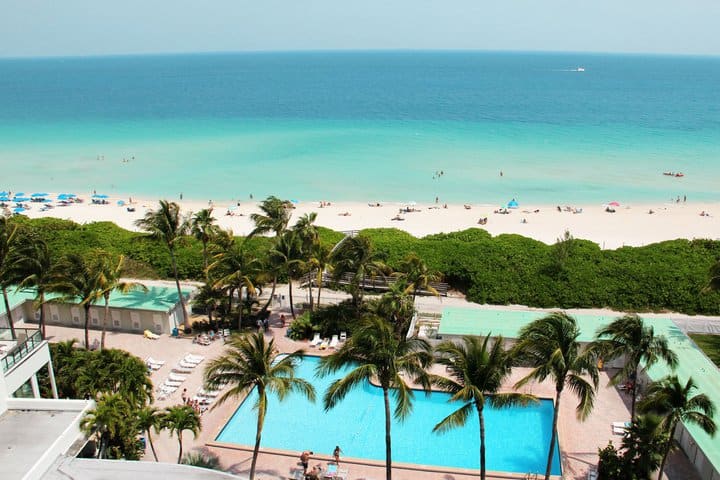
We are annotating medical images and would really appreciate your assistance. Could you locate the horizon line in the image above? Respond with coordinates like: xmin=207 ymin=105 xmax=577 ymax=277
xmin=1 ymin=47 xmax=719 ymax=61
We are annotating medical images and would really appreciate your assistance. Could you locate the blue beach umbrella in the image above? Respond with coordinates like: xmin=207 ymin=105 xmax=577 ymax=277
xmin=92 ymin=194 xmax=109 ymax=199
xmin=0 ymin=191 xmax=8 ymax=196
xmin=0 ymin=196 xmax=9 ymax=202
xmin=31 ymin=192 xmax=49 ymax=198
xmin=13 ymin=207 xmax=26 ymax=213
xmin=42 ymin=198 xmax=53 ymax=203
xmin=58 ymin=193 xmax=77 ymax=200
xmin=507 ymin=198 xmax=519 ymax=209
xmin=13 ymin=197 xmax=31 ymax=202
xmin=14 ymin=192 xmax=25 ymax=197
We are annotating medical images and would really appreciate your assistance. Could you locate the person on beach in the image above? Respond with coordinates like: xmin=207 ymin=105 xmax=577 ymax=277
xmin=333 ymin=445 xmax=342 ymax=465
xmin=300 ymin=450 xmax=313 ymax=474
xmin=180 ymin=193 xmax=183 ymax=200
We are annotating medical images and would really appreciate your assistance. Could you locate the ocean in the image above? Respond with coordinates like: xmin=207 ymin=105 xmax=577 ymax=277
xmin=0 ymin=51 xmax=718 ymax=204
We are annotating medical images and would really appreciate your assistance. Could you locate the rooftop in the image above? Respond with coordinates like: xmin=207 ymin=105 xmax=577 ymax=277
xmin=438 ymin=307 xmax=720 ymax=476
xmin=42 ymin=457 xmax=244 ymax=480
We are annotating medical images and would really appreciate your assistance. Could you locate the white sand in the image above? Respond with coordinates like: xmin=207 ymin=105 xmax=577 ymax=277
xmin=12 ymin=193 xmax=720 ymax=249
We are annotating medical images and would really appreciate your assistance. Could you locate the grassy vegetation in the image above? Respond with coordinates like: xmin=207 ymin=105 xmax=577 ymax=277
xmin=689 ymin=334 xmax=720 ymax=367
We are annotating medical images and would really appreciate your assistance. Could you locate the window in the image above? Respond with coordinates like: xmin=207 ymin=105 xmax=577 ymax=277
xmin=133 ymin=321 xmax=141 ymax=330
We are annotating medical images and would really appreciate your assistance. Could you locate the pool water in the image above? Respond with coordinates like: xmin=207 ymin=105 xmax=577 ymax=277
xmin=216 ymin=356 xmax=561 ymax=475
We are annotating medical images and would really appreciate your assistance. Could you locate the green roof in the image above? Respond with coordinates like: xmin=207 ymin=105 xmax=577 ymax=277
xmin=439 ymin=307 xmax=720 ymax=474
xmin=2 ymin=285 xmax=190 ymax=314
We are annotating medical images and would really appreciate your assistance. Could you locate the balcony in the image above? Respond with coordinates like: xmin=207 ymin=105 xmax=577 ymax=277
xmin=0 ymin=328 xmax=44 ymax=373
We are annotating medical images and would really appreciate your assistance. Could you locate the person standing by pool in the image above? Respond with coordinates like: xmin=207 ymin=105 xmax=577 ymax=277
xmin=333 ymin=445 xmax=342 ymax=465
xmin=300 ymin=450 xmax=312 ymax=474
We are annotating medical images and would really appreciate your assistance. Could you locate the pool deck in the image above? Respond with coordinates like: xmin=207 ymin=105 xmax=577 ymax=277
xmin=26 ymin=291 xmax=700 ymax=480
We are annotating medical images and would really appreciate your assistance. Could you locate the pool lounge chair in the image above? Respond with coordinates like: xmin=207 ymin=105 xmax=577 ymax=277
xmin=319 ymin=338 xmax=330 ymax=350
xmin=309 ymin=333 xmax=322 ymax=347
xmin=179 ymin=359 xmax=197 ymax=369
xmin=184 ymin=354 xmax=204 ymax=364
xmin=339 ymin=331 xmax=347 ymax=342
xmin=329 ymin=334 xmax=339 ymax=349
xmin=164 ymin=379 xmax=183 ymax=388
xmin=172 ymin=366 xmax=193 ymax=374
xmin=168 ymin=373 xmax=187 ymax=382
xmin=144 ymin=329 xmax=160 ymax=340
xmin=197 ymin=388 xmax=219 ymax=398
xmin=612 ymin=421 xmax=630 ymax=435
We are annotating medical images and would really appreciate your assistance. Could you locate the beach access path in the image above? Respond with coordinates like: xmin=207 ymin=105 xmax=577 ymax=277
xmin=14 ymin=191 xmax=720 ymax=249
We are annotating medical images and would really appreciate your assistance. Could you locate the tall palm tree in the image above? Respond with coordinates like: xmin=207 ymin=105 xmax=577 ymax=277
xmin=17 ymin=236 xmax=57 ymax=338
xmin=513 ymin=312 xmax=599 ymax=480
xmin=55 ymin=253 xmax=105 ymax=349
xmin=209 ymin=242 xmax=259 ymax=327
xmin=135 ymin=200 xmax=190 ymax=328
xmin=136 ymin=405 xmax=165 ymax=462
xmin=592 ymin=314 xmax=678 ymax=419
xmin=398 ymin=253 xmax=441 ymax=303
xmin=163 ymin=405 xmax=201 ymax=463
xmin=191 ymin=208 xmax=218 ymax=274
xmin=203 ymin=332 xmax=315 ymax=480
xmin=639 ymin=375 xmax=716 ymax=480
xmin=432 ymin=335 xmax=538 ymax=480
xmin=269 ymin=231 xmax=303 ymax=319
xmin=331 ymin=235 xmax=387 ymax=307
xmin=306 ymin=242 xmax=332 ymax=310
xmin=95 ymin=253 xmax=147 ymax=349
xmin=317 ymin=316 xmax=433 ymax=480
xmin=249 ymin=195 xmax=293 ymax=238
xmin=80 ymin=393 xmax=131 ymax=459
xmin=293 ymin=213 xmax=319 ymax=309
xmin=372 ymin=280 xmax=414 ymax=338
xmin=0 ymin=216 xmax=24 ymax=339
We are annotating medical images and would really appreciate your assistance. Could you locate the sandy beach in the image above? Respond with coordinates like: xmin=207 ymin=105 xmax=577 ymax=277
xmin=9 ymin=193 xmax=720 ymax=249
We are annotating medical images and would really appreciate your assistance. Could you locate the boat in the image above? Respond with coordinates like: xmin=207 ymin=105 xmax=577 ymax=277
xmin=576 ymin=67 xmax=585 ymax=72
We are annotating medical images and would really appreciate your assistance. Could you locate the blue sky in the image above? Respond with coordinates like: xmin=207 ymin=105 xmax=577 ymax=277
xmin=1 ymin=0 xmax=719 ymax=57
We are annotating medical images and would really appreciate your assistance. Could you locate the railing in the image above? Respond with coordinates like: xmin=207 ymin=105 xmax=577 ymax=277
xmin=300 ymin=271 xmax=449 ymax=296
xmin=0 ymin=328 xmax=44 ymax=373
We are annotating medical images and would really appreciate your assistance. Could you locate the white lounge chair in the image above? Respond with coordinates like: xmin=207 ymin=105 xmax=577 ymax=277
xmin=339 ymin=331 xmax=347 ymax=342
xmin=168 ymin=373 xmax=187 ymax=382
xmin=185 ymin=354 xmax=205 ymax=363
xmin=309 ymin=333 xmax=321 ymax=347
xmin=164 ymin=379 xmax=183 ymax=388
xmin=336 ymin=468 xmax=349 ymax=480
xmin=159 ymin=385 xmax=178 ymax=393
xmin=172 ymin=366 xmax=193 ymax=374
xmin=178 ymin=359 xmax=197 ymax=369
xmin=329 ymin=334 xmax=339 ymax=349
xmin=146 ymin=357 xmax=165 ymax=366
xmin=612 ymin=421 xmax=630 ymax=435
xmin=197 ymin=387 xmax=219 ymax=398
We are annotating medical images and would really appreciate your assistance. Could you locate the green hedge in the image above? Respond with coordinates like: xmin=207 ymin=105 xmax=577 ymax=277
xmin=15 ymin=218 xmax=720 ymax=315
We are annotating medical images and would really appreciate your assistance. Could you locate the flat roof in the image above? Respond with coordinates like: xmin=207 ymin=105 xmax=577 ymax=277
xmin=0 ymin=409 xmax=82 ymax=480
xmin=0 ymin=285 xmax=191 ymax=314
xmin=438 ymin=307 xmax=720 ymax=474
xmin=42 ymin=457 xmax=244 ymax=480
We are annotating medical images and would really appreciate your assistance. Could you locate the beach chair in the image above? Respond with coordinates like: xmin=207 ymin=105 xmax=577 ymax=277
xmin=612 ymin=421 xmax=630 ymax=435
xmin=183 ymin=355 xmax=202 ymax=365
xmin=339 ymin=331 xmax=347 ymax=342
xmin=164 ymin=379 xmax=183 ymax=388
xmin=159 ymin=386 xmax=177 ymax=394
xmin=168 ymin=373 xmax=187 ymax=382
xmin=172 ymin=365 xmax=193 ymax=374
xmin=309 ymin=333 xmax=322 ymax=347
xmin=329 ymin=334 xmax=339 ymax=349
xmin=179 ymin=359 xmax=197 ymax=369
xmin=144 ymin=329 xmax=160 ymax=340
xmin=335 ymin=468 xmax=349 ymax=480
xmin=186 ymin=353 xmax=205 ymax=363
xmin=197 ymin=387 xmax=219 ymax=398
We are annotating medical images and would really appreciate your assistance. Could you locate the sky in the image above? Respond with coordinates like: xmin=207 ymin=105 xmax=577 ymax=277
xmin=1 ymin=0 xmax=719 ymax=57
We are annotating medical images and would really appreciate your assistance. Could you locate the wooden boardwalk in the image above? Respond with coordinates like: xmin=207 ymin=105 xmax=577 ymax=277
xmin=300 ymin=271 xmax=448 ymax=296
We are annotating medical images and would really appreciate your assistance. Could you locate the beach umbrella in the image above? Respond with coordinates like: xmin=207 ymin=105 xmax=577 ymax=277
xmin=507 ymin=199 xmax=519 ymax=209
xmin=407 ymin=201 xmax=417 ymax=206
xmin=0 ymin=191 xmax=8 ymax=196
xmin=13 ymin=207 xmax=26 ymax=213
xmin=608 ymin=201 xmax=620 ymax=207
xmin=227 ymin=205 xmax=238 ymax=211
xmin=12 ymin=197 xmax=31 ymax=202
xmin=117 ymin=200 xmax=125 ymax=206
xmin=31 ymin=192 xmax=49 ymax=198
xmin=92 ymin=194 xmax=109 ymax=199
xmin=42 ymin=198 xmax=53 ymax=203
xmin=14 ymin=192 xmax=25 ymax=196
xmin=0 ymin=196 xmax=9 ymax=202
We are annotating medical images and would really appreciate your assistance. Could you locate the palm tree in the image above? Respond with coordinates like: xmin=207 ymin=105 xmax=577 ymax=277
xmin=249 ymin=195 xmax=293 ymax=238
xmin=203 ymin=332 xmax=315 ymax=480
xmin=163 ymin=405 xmax=201 ymax=463
xmin=432 ymin=335 xmax=538 ymax=480
xmin=269 ymin=231 xmax=303 ymax=319
xmin=209 ymin=242 xmax=259 ymax=327
xmin=592 ymin=313 xmax=678 ymax=419
xmin=331 ymin=235 xmax=387 ymax=307
xmin=639 ymin=375 xmax=716 ymax=480
xmin=372 ymin=280 xmax=414 ymax=338
xmin=137 ymin=405 xmax=165 ymax=461
xmin=80 ymin=393 xmax=131 ymax=459
xmin=135 ymin=200 xmax=191 ymax=328
xmin=398 ymin=253 xmax=441 ymax=303
xmin=191 ymin=208 xmax=218 ymax=274
xmin=317 ymin=316 xmax=433 ymax=480
xmin=0 ymin=216 xmax=23 ymax=339
xmin=293 ymin=213 xmax=319 ymax=309
xmin=306 ymin=242 xmax=332 ymax=310
xmin=96 ymin=253 xmax=147 ymax=349
xmin=513 ymin=312 xmax=599 ymax=480
xmin=55 ymin=253 xmax=105 ymax=349
xmin=620 ymin=414 xmax=667 ymax=479
xmin=182 ymin=451 xmax=222 ymax=470
xmin=705 ymin=260 xmax=720 ymax=293
xmin=17 ymin=236 xmax=57 ymax=338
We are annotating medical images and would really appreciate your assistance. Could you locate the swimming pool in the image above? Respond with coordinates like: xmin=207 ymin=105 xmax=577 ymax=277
xmin=216 ymin=356 xmax=561 ymax=475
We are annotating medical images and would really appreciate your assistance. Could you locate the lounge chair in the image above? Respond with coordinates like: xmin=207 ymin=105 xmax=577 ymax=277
xmin=159 ymin=385 xmax=177 ymax=394
xmin=339 ymin=331 xmax=347 ymax=342
xmin=172 ymin=366 xmax=193 ymax=374
xmin=178 ymin=360 xmax=197 ymax=369
xmin=319 ymin=338 xmax=329 ymax=350
xmin=144 ymin=330 xmax=160 ymax=340
xmin=186 ymin=353 xmax=205 ymax=362
xmin=197 ymin=388 xmax=219 ymax=398
xmin=309 ymin=333 xmax=322 ymax=347
xmin=168 ymin=373 xmax=187 ymax=382
xmin=163 ymin=379 xmax=183 ymax=388
xmin=329 ymin=334 xmax=339 ymax=349
xmin=612 ymin=421 xmax=630 ymax=435
xmin=146 ymin=357 xmax=165 ymax=369
xmin=335 ymin=468 xmax=349 ymax=480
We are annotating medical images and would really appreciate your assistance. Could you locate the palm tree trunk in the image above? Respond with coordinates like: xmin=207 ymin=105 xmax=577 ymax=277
xmin=478 ymin=403 xmax=486 ymax=480
xmin=545 ymin=390 xmax=561 ymax=480
xmin=383 ymin=387 xmax=393 ymax=480
xmin=177 ymin=431 xmax=183 ymax=463
xmin=316 ymin=271 xmax=323 ymax=308
xmin=250 ymin=392 xmax=266 ymax=480
xmin=169 ymin=248 xmax=190 ymax=329
xmin=630 ymin=365 xmax=638 ymax=420
xmin=147 ymin=429 xmax=159 ymax=461
xmin=657 ymin=423 xmax=677 ymax=480
xmin=307 ymin=274 xmax=314 ymax=311
xmin=101 ymin=294 xmax=110 ymax=350
xmin=2 ymin=287 xmax=16 ymax=339
xmin=38 ymin=292 xmax=46 ymax=338
xmin=84 ymin=304 xmax=91 ymax=349
xmin=262 ymin=276 xmax=277 ymax=312
xmin=202 ymin=239 xmax=208 ymax=275
xmin=237 ymin=285 xmax=243 ymax=328
xmin=289 ymin=279 xmax=296 ymax=319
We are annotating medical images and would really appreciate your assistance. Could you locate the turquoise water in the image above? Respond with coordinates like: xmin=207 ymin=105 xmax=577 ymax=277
xmin=0 ymin=51 xmax=718 ymax=204
xmin=216 ymin=355 xmax=561 ymax=475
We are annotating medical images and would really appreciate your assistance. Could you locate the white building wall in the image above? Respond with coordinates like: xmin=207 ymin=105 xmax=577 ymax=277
xmin=3 ymin=341 xmax=52 ymax=396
